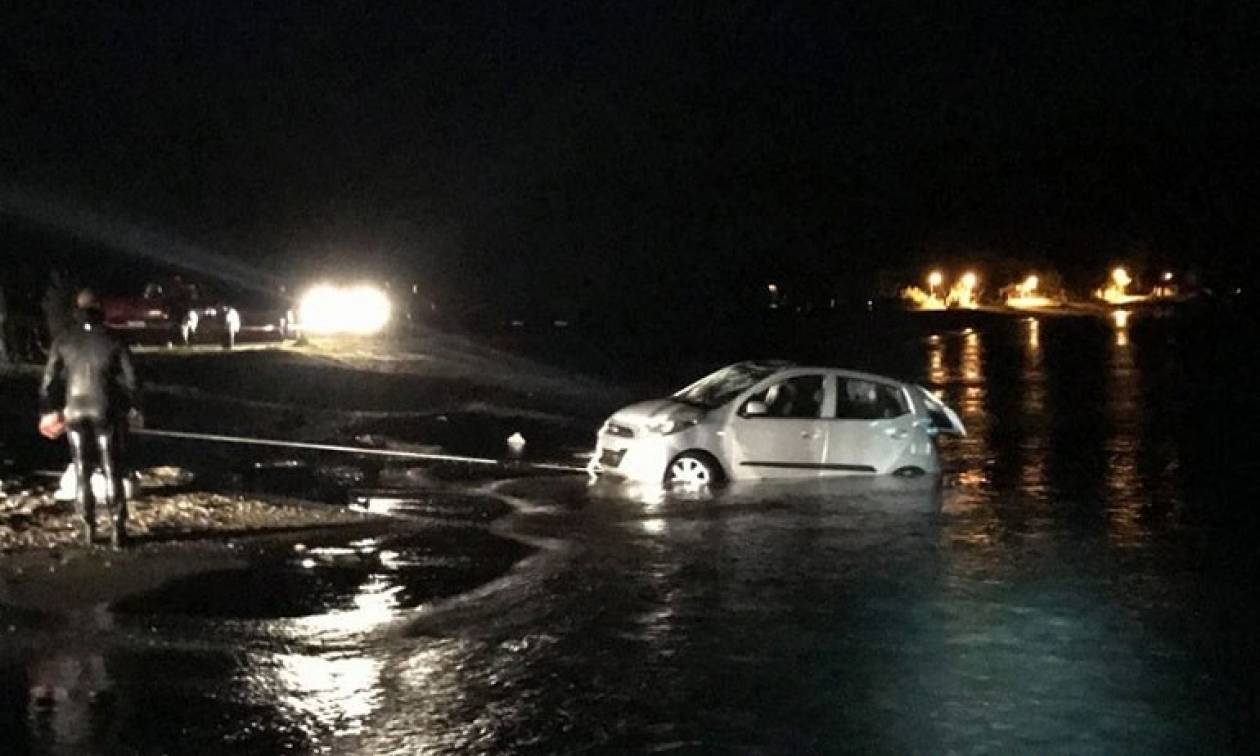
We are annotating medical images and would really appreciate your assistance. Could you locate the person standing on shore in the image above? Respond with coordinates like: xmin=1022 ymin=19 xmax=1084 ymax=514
xmin=39 ymin=290 xmax=142 ymax=548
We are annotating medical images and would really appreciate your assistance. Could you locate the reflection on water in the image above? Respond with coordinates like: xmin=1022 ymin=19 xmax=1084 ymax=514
xmin=1105 ymin=314 xmax=1147 ymax=547
xmin=928 ymin=326 xmax=990 ymax=498
xmin=6 ymin=315 xmax=1254 ymax=753
xmin=243 ymin=651 xmax=383 ymax=738
xmin=927 ymin=333 xmax=947 ymax=384
xmin=1114 ymin=313 xmax=1130 ymax=347
xmin=24 ymin=607 xmax=116 ymax=754
xmin=1019 ymin=318 xmax=1047 ymax=500
xmin=1026 ymin=316 xmax=1040 ymax=351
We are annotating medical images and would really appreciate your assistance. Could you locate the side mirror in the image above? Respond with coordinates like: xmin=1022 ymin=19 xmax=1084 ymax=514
xmin=743 ymin=400 xmax=769 ymax=417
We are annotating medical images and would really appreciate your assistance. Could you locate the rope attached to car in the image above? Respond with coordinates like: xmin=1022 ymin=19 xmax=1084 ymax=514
xmin=133 ymin=428 xmax=590 ymax=474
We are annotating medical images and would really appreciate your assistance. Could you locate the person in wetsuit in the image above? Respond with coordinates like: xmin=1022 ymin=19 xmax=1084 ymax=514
xmin=39 ymin=290 xmax=141 ymax=548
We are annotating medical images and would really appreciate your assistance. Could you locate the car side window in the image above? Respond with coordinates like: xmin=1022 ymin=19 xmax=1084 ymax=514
xmin=834 ymin=378 xmax=908 ymax=419
xmin=741 ymin=375 xmax=826 ymax=419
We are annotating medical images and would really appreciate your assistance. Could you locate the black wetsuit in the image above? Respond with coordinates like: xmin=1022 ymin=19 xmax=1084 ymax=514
xmin=39 ymin=310 xmax=140 ymax=545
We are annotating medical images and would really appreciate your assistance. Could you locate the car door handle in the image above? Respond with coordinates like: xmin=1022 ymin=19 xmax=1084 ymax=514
xmin=884 ymin=427 xmax=908 ymax=440
xmin=801 ymin=431 xmax=822 ymax=439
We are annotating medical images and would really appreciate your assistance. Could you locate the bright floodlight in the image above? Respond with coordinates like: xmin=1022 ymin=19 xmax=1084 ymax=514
xmin=960 ymin=271 xmax=978 ymax=289
xmin=298 ymin=284 xmax=392 ymax=335
xmin=1111 ymin=267 xmax=1132 ymax=289
xmin=1023 ymin=275 xmax=1039 ymax=292
xmin=927 ymin=270 xmax=944 ymax=288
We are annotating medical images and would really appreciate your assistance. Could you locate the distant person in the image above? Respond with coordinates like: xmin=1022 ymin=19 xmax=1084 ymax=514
xmin=222 ymin=306 xmax=240 ymax=349
xmin=167 ymin=277 xmax=194 ymax=347
xmin=39 ymin=290 xmax=142 ymax=548
xmin=179 ymin=307 xmax=199 ymax=346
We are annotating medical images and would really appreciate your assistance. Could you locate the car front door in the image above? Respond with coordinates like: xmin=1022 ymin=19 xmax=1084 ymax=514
xmin=725 ymin=373 xmax=830 ymax=478
xmin=824 ymin=376 xmax=918 ymax=474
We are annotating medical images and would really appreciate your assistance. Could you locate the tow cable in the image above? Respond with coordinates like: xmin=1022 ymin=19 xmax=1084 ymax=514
xmin=133 ymin=428 xmax=590 ymax=475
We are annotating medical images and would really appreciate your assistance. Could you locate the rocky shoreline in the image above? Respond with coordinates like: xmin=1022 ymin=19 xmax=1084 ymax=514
xmin=1 ymin=465 xmax=376 ymax=554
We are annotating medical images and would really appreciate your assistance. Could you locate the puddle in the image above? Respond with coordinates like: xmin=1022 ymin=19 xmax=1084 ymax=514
xmin=348 ymin=490 xmax=511 ymax=521
xmin=113 ymin=529 xmax=532 ymax=620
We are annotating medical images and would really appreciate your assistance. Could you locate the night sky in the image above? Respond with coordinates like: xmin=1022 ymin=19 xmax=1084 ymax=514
xmin=4 ymin=2 xmax=1259 ymax=314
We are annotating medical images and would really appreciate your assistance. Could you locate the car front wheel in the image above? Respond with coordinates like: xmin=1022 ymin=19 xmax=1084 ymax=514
xmin=665 ymin=452 xmax=722 ymax=487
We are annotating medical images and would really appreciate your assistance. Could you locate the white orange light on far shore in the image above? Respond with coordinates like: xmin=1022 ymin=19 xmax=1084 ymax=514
xmin=1005 ymin=272 xmax=1059 ymax=309
xmin=950 ymin=271 xmax=980 ymax=309
xmin=927 ymin=271 xmax=944 ymax=288
xmin=1098 ymin=266 xmax=1150 ymax=305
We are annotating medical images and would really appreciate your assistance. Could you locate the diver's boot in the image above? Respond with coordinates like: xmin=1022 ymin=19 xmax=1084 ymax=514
xmin=103 ymin=462 xmax=128 ymax=550
xmin=78 ymin=517 xmax=96 ymax=548
xmin=74 ymin=475 xmax=96 ymax=548
xmin=110 ymin=516 xmax=129 ymax=550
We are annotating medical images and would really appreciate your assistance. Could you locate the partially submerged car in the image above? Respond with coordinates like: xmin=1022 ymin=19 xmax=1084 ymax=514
xmin=590 ymin=361 xmax=966 ymax=486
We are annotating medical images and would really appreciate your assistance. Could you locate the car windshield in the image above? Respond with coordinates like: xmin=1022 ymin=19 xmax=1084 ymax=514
xmin=672 ymin=363 xmax=786 ymax=409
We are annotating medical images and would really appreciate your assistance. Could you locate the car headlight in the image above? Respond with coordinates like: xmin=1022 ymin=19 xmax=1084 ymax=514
xmin=644 ymin=418 xmax=697 ymax=435
xmin=298 ymin=283 xmax=392 ymax=335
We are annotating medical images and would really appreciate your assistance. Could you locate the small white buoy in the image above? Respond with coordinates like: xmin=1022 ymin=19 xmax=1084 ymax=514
xmin=506 ymin=432 xmax=526 ymax=454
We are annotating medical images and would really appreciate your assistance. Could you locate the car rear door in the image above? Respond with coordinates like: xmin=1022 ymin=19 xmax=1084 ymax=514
xmin=823 ymin=375 xmax=919 ymax=474
xmin=725 ymin=373 xmax=830 ymax=478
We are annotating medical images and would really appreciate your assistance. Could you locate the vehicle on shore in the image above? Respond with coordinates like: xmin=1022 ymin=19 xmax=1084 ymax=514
xmin=590 ymin=361 xmax=966 ymax=486
xmin=101 ymin=280 xmax=295 ymax=347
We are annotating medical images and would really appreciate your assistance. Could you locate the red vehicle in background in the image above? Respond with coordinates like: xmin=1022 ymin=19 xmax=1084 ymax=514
xmin=100 ymin=279 xmax=295 ymax=348
xmin=101 ymin=281 xmax=178 ymax=343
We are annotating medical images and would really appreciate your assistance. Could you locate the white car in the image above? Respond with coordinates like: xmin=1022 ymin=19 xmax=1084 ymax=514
xmin=590 ymin=361 xmax=966 ymax=486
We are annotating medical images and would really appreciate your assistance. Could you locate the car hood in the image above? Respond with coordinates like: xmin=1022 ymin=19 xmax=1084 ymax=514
xmin=609 ymin=399 xmax=704 ymax=427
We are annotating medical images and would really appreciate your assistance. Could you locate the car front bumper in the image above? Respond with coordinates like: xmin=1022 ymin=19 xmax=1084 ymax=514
xmin=589 ymin=433 xmax=677 ymax=483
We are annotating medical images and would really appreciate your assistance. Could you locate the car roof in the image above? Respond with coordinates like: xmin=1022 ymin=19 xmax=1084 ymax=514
xmin=767 ymin=364 xmax=910 ymax=388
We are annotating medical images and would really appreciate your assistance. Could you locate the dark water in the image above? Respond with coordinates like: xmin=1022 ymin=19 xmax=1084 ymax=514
xmin=4 ymin=311 xmax=1259 ymax=753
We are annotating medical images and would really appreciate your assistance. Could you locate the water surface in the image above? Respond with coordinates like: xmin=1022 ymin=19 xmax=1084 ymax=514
xmin=3 ymin=311 xmax=1257 ymax=753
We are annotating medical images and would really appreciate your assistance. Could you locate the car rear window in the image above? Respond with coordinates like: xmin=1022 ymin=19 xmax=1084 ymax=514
xmin=834 ymin=378 xmax=908 ymax=419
